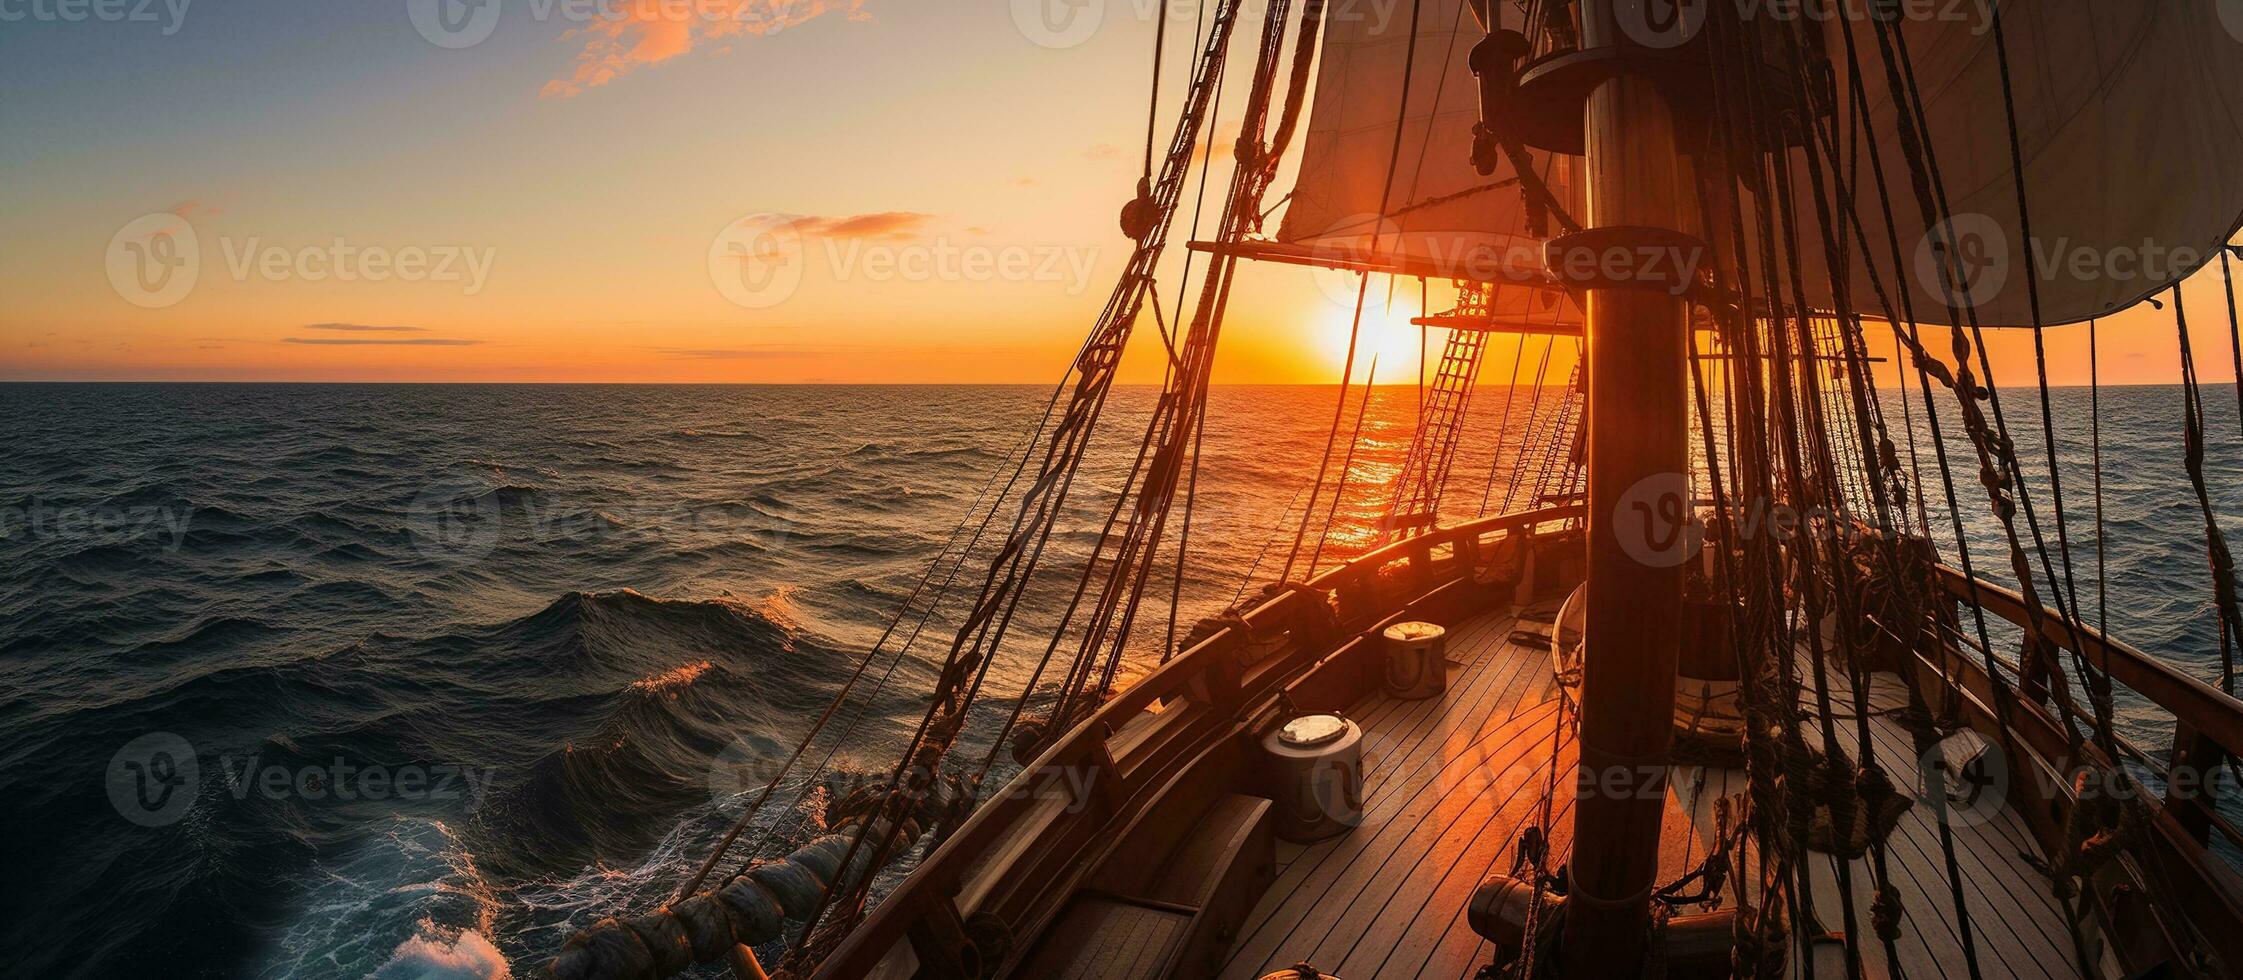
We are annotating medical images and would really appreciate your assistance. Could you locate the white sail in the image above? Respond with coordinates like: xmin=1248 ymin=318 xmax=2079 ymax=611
xmin=1275 ymin=0 xmax=1584 ymax=291
xmin=1813 ymin=2 xmax=2243 ymax=327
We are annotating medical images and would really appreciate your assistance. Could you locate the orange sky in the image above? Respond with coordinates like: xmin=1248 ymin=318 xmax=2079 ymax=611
xmin=2 ymin=2 xmax=2237 ymax=387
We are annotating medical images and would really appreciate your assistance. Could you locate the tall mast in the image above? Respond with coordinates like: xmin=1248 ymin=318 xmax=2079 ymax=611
xmin=1557 ymin=3 xmax=1693 ymax=973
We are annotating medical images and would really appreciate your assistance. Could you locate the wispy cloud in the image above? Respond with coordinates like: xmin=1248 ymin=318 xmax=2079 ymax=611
xmin=283 ymin=338 xmax=483 ymax=347
xmin=303 ymin=322 xmax=428 ymax=333
xmin=652 ymin=346 xmax=824 ymax=359
xmin=543 ymin=0 xmax=873 ymax=98
xmin=785 ymin=211 xmax=934 ymax=241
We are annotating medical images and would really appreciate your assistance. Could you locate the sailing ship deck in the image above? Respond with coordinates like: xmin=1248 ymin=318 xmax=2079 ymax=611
xmin=1218 ymin=604 xmax=2081 ymax=980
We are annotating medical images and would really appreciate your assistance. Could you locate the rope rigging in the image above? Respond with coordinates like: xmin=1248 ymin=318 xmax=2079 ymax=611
xmin=544 ymin=3 xmax=1255 ymax=976
xmin=544 ymin=3 xmax=2243 ymax=978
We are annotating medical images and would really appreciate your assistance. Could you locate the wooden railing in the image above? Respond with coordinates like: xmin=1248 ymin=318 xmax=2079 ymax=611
xmin=1925 ymin=565 xmax=2243 ymax=971
xmin=813 ymin=504 xmax=1581 ymax=978
xmin=1932 ymin=567 xmax=2243 ymax=767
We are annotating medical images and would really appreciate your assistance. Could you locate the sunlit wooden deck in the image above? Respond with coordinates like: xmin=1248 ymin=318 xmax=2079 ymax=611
xmin=1218 ymin=603 xmax=2081 ymax=980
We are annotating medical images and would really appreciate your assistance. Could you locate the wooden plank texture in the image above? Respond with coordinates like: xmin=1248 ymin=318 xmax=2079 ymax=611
xmin=1218 ymin=605 xmax=2083 ymax=980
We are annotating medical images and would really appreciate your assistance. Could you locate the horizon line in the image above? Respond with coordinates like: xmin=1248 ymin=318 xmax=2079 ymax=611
xmin=0 ymin=379 xmax=2208 ymax=390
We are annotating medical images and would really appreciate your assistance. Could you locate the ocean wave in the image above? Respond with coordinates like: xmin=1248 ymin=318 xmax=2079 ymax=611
xmin=30 ymin=382 xmax=2223 ymax=978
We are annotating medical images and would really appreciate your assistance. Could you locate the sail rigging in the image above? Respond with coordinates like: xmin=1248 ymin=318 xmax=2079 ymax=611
xmin=1801 ymin=1 xmax=2243 ymax=327
xmin=538 ymin=3 xmax=2243 ymax=979
xmin=1271 ymin=0 xmax=1586 ymax=302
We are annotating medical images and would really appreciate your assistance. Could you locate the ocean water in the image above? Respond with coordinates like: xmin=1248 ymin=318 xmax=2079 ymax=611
xmin=2 ymin=381 xmax=2239 ymax=979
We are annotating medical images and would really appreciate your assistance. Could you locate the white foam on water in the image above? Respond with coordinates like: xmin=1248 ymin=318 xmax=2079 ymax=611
xmin=371 ymin=925 xmax=510 ymax=980
xmin=258 ymin=817 xmax=507 ymax=979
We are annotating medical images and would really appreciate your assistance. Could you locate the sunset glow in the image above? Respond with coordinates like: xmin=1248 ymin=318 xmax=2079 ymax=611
xmin=1 ymin=4 xmax=2236 ymax=387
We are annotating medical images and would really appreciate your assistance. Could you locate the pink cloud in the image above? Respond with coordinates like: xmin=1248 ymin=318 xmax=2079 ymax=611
xmin=787 ymin=211 xmax=934 ymax=240
xmin=542 ymin=0 xmax=871 ymax=98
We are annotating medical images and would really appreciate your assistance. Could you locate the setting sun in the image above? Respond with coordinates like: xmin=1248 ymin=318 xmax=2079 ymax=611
xmin=8 ymin=4 xmax=2243 ymax=980
xmin=1312 ymin=275 xmax=1433 ymax=384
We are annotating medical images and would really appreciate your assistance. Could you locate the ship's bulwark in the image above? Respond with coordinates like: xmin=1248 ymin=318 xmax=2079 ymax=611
xmin=2 ymin=381 xmax=2238 ymax=976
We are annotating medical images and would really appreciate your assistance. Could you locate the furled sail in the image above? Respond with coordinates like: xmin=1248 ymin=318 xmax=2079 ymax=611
xmin=1815 ymin=2 xmax=2243 ymax=328
xmin=1275 ymin=0 xmax=1584 ymax=296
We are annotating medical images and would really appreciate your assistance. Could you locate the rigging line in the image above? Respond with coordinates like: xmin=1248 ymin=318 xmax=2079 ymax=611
xmin=1699 ymin=21 xmax=1813 ymax=947
xmin=1724 ymin=15 xmax=1880 ymax=966
xmin=1761 ymin=18 xmax=1896 ymax=543
xmin=1394 ymin=0 xmax=1472 ymax=211
xmin=941 ymin=0 xmax=1234 ymax=704
xmin=1990 ymin=0 xmax=2092 ymax=695
xmin=1498 ymin=335 xmax=1555 ymax=515
xmin=1234 ymin=476 xmax=1313 ymax=606
xmin=1785 ymin=22 xmax=1946 ymax=549
xmin=1890 ymin=327 xmax=1933 ymax=538
xmin=2227 ymin=250 xmax=2243 ymax=440
xmin=1165 ymin=362 xmax=1209 ymax=663
xmin=1143 ymin=0 xmax=1171 ymax=182
xmin=1068 ymin=0 xmax=1299 ymax=717
xmin=1477 ymin=332 xmax=1529 ymax=515
xmin=1161 ymin=0 xmax=1243 ymax=654
xmin=1169 ymin=0 xmax=1227 ymax=334
xmin=1023 ymin=360 xmax=1182 ymax=769
xmin=1683 ymin=173 xmax=1785 ymax=958
xmin=1281 ymin=271 xmax=1372 ymax=582
xmin=1257 ymin=189 xmax=1294 ymax=222
xmin=747 ymin=386 xmax=1094 ymax=824
xmin=1744 ymin=79 xmax=1871 ymax=979
xmin=1256 ymin=0 xmax=1323 ymax=171
xmin=1847 ymin=13 xmax=2124 ymax=971
xmin=783 ymin=2 xmax=1253 ymax=953
xmin=1009 ymin=299 xmax=1194 ymax=781
xmin=1860 ymin=8 xmax=2075 ymax=725
xmin=1804 ymin=17 xmax=2111 ymax=964
xmin=1514 ymin=691 xmax=1571 ymax=980
xmin=2091 ymin=318 xmax=2109 ymax=661
xmin=1880 ymin=13 xmax=2095 ymax=750
xmin=2174 ymin=285 xmax=2243 ymax=697
xmin=1306 ymin=177 xmax=1524 ymax=238
xmin=679 ymin=369 xmax=1073 ymax=902
xmin=1307 ymin=349 xmax=1383 ymax=576
xmin=1147 ymin=278 xmax=1183 ymax=368
xmin=718 ymin=389 xmax=1098 ymax=898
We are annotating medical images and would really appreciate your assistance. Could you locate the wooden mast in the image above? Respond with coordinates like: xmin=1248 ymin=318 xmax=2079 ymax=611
xmin=1559 ymin=2 xmax=1692 ymax=973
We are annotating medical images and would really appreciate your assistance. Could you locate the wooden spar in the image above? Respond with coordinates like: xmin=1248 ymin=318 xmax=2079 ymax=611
xmin=1184 ymin=237 xmax=1567 ymax=292
xmin=1559 ymin=3 xmax=1692 ymax=974
xmin=1410 ymin=313 xmax=1584 ymax=336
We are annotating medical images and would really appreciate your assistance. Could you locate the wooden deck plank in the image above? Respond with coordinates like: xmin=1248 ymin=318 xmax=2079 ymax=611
xmin=1017 ymin=896 xmax=1190 ymax=979
xmin=1216 ymin=605 xmax=2080 ymax=980
xmin=1223 ymin=611 xmax=1551 ymax=976
xmin=1824 ymin=670 xmax=2077 ymax=980
xmin=1298 ymin=702 xmax=1568 ymax=972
